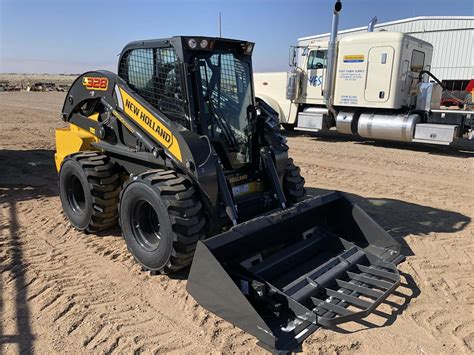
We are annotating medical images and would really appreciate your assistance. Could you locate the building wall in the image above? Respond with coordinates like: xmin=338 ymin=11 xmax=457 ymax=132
xmin=299 ymin=17 xmax=474 ymax=81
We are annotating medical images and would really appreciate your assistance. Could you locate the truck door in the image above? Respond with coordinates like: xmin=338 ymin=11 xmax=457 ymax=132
xmin=303 ymin=49 xmax=327 ymax=102
xmin=364 ymin=46 xmax=394 ymax=103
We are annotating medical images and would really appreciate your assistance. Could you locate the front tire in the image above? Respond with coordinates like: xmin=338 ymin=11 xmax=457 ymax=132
xmin=119 ymin=170 xmax=205 ymax=274
xmin=283 ymin=158 xmax=306 ymax=204
xmin=59 ymin=151 xmax=121 ymax=232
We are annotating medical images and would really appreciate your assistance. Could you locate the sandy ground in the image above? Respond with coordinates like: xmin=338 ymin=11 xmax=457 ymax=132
xmin=0 ymin=91 xmax=473 ymax=354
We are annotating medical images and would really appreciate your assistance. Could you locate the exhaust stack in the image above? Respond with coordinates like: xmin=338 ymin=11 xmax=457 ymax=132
xmin=368 ymin=16 xmax=378 ymax=32
xmin=324 ymin=1 xmax=342 ymax=118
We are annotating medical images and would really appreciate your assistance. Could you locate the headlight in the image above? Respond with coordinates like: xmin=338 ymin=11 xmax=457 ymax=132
xmin=188 ymin=38 xmax=197 ymax=49
xmin=200 ymin=39 xmax=209 ymax=49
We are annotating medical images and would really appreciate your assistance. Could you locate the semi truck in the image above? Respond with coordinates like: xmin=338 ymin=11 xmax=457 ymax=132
xmin=254 ymin=1 xmax=473 ymax=146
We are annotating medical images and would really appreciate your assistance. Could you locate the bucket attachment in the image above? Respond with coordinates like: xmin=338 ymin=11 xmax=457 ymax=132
xmin=187 ymin=191 xmax=404 ymax=352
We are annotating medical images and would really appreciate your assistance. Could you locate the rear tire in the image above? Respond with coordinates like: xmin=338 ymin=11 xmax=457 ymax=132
xmin=281 ymin=123 xmax=295 ymax=131
xmin=119 ymin=170 xmax=205 ymax=274
xmin=59 ymin=151 xmax=121 ymax=232
xmin=283 ymin=158 xmax=306 ymax=204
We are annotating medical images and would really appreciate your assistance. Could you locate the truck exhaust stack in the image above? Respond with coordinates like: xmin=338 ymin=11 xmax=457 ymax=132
xmin=367 ymin=16 xmax=378 ymax=32
xmin=323 ymin=1 xmax=342 ymax=117
xmin=187 ymin=192 xmax=404 ymax=352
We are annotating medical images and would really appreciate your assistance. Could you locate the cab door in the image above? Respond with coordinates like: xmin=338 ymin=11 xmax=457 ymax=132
xmin=302 ymin=49 xmax=327 ymax=102
xmin=364 ymin=46 xmax=394 ymax=103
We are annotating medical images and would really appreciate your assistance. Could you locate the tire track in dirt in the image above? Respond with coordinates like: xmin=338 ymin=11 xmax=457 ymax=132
xmin=402 ymin=237 xmax=474 ymax=353
xmin=289 ymin=136 xmax=474 ymax=354
xmin=2 ymin=197 xmax=196 ymax=353
xmin=1 ymin=92 xmax=473 ymax=354
xmin=2 ymin=191 xmax=259 ymax=353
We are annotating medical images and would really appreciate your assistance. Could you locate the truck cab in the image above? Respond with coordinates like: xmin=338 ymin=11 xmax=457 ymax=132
xmin=300 ymin=41 xmax=328 ymax=105
xmin=255 ymin=29 xmax=472 ymax=146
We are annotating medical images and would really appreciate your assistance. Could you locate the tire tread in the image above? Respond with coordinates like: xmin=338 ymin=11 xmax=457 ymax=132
xmin=283 ymin=158 xmax=306 ymax=203
xmin=120 ymin=169 xmax=205 ymax=274
xmin=66 ymin=151 xmax=121 ymax=232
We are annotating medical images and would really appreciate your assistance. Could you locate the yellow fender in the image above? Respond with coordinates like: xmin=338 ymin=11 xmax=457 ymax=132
xmin=54 ymin=113 xmax=99 ymax=171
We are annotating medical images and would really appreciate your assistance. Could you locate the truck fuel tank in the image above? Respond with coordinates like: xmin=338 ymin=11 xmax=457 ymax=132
xmin=358 ymin=113 xmax=420 ymax=142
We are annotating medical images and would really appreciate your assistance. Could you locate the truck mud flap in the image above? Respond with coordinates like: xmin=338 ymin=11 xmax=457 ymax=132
xmin=187 ymin=191 xmax=404 ymax=352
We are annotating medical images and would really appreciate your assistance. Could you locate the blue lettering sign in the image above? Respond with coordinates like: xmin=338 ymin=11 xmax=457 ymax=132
xmin=308 ymin=75 xmax=323 ymax=87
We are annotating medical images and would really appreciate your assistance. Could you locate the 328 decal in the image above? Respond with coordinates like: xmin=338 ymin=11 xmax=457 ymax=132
xmin=82 ymin=77 xmax=108 ymax=91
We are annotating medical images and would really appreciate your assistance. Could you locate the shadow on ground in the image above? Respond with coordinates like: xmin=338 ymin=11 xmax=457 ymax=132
xmin=0 ymin=149 xmax=58 ymax=353
xmin=0 ymin=198 xmax=36 ymax=353
xmin=0 ymin=149 xmax=58 ymax=201
xmin=284 ymin=130 xmax=474 ymax=157
xmin=306 ymin=187 xmax=471 ymax=257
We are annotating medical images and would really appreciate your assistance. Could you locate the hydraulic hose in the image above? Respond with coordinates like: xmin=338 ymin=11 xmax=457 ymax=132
xmin=418 ymin=70 xmax=444 ymax=87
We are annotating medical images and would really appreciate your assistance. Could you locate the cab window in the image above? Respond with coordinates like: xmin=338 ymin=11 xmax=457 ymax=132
xmin=123 ymin=49 xmax=154 ymax=102
xmin=307 ymin=50 xmax=327 ymax=69
xmin=410 ymin=50 xmax=425 ymax=73
xmin=118 ymin=47 xmax=189 ymax=128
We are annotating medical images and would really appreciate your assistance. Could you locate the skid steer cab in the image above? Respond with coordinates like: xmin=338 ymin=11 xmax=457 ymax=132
xmin=55 ymin=36 xmax=406 ymax=351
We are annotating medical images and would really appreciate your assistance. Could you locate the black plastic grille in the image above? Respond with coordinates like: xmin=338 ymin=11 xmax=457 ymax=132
xmin=119 ymin=47 xmax=188 ymax=127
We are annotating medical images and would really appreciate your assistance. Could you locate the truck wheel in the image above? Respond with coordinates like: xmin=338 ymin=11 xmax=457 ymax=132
xmin=59 ymin=151 xmax=121 ymax=232
xmin=119 ymin=170 xmax=205 ymax=274
xmin=283 ymin=158 xmax=306 ymax=204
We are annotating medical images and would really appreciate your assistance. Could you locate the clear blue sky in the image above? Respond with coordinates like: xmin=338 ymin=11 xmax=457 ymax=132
xmin=0 ymin=0 xmax=472 ymax=73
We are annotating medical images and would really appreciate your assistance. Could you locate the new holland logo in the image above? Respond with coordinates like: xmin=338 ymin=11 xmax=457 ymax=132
xmin=118 ymin=88 xmax=182 ymax=162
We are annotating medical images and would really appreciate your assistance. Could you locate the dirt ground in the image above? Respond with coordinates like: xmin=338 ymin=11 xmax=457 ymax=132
xmin=0 ymin=74 xmax=77 ymax=87
xmin=0 ymin=91 xmax=473 ymax=354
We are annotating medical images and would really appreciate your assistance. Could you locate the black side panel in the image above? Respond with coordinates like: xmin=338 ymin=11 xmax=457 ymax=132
xmin=187 ymin=243 xmax=276 ymax=347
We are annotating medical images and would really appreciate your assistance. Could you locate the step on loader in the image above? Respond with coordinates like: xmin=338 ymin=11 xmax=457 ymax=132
xmin=55 ymin=36 xmax=406 ymax=352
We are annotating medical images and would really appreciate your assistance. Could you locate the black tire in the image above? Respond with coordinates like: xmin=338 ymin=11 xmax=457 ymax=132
xmin=283 ymin=158 xmax=306 ymax=204
xmin=59 ymin=151 xmax=121 ymax=232
xmin=281 ymin=123 xmax=295 ymax=132
xmin=119 ymin=170 xmax=205 ymax=274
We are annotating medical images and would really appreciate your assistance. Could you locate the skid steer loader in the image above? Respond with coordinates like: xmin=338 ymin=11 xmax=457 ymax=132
xmin=56 ymin=36 xmax=406 ymax=352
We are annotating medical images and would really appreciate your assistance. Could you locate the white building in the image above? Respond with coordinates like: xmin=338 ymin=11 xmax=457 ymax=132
xmin=299 ymin=16 xmax=474 ymax=91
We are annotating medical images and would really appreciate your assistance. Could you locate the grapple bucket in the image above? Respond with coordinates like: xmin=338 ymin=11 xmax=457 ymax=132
xmin=187 ymin=191 xmax=404 ymax=352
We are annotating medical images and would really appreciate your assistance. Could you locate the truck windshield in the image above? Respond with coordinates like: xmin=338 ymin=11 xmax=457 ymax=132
xmin=196 ymin=51 xmax=253 ymax=164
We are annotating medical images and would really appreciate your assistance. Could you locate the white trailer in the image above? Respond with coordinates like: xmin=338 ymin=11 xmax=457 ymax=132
xmin=254 ymin=1 xmax=473 ymax=146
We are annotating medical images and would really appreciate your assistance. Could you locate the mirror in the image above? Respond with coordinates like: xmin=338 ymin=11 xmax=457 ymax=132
xmin=289 ymin=46 xmax=297 ymax=67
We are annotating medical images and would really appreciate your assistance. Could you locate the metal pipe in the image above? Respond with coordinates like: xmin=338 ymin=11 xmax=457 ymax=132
xmin=431 ymin=109 xmax=472 ymax=115
xmin=324 ymin=1 xmax=342 ymax=118
xmin=367 ymin=16 xmax=377 ymax=32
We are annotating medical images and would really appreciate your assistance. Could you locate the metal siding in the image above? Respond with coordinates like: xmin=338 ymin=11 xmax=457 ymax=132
xmin=301 ymin=18 xmax=474 ymax=80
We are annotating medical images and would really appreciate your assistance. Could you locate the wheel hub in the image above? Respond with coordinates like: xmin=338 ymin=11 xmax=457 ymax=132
xmin=66 ymin=174 xmax=86 ymax=214
xmin=131 ymin=200 xmax=161 ymax=251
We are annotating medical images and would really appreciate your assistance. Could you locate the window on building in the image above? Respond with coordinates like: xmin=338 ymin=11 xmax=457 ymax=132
xmin=442 ymin=80 xmax=470 ymax=91
xmin=307 ymin=50 xmax=327 ymax=69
